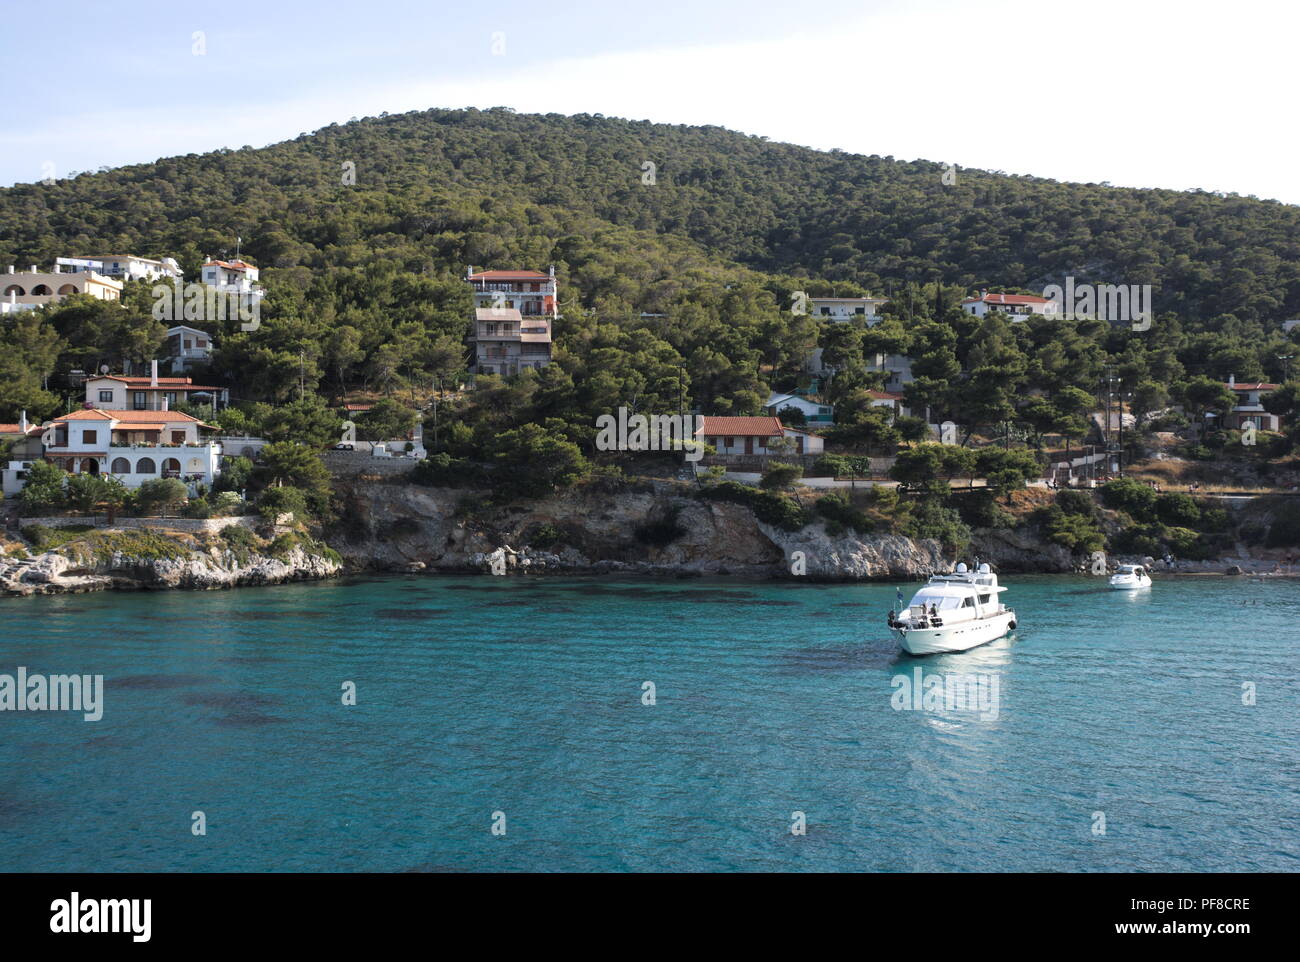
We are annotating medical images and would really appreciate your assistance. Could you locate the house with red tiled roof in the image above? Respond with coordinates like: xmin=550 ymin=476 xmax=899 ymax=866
xmin=695 ymin=415 xmax=824 ymax=457
xmin=1223 ymin=374 xmax=1281 ymax=432
xmin=37 ymin=406 xmax=220 ymax=488
xmin=84 ymin=360 xmax=228 ymax=410
xmin=962 ymin=291 xmax=1058 ymax=320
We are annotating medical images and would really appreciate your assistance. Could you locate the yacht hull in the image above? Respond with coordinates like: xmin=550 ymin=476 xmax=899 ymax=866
xmin=1108 ymin=578 xmax=1151 ymax=590
xmin=893 ymin=611 xmax=1016 ymax=656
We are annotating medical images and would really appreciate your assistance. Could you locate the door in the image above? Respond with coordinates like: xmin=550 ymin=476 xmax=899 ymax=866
xmin=744 ymin=436 xmax=753 ymax=455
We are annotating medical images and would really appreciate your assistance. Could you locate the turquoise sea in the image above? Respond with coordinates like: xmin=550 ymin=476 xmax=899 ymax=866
xmin=0 ymin=573 xmax=1296 ymax=872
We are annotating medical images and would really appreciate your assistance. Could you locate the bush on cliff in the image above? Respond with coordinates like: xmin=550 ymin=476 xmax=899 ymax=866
xmin=696 ymin=480 xmax=810 ymax=532
xmin=410 ymin=452 xmax=484 ymax=487
xmin=760 ymin=462 xmax=803 ymax=491
xmin=813 ymin=492 xmax=874 ymax=536
xmin=1100 ymin=478 xmax=1157 ymax=522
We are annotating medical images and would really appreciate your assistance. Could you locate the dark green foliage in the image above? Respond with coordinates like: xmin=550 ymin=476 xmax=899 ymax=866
xmin=696 ymin=480 xmax=810 ymax=532
xmin=759 ymin=461 xmax=803 ymax=490
xmin=1156 ymin=492 xmax=1201 ymax=527
xmin=813 ymin=492 xmax=874 ymax=535
xmin=1100 ymin=478 xmax=1158 ymax=522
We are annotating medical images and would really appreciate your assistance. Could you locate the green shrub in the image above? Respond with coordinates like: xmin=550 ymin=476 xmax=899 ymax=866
xmin=760 ymin=462 xmax=803 ymax=491
xmin=1055 ymin=488 xmax=1097 ymax=518
xmin=1100 ymin=478 xmax=1157 ymax=522
xmin=1156 ymin=492 xmax=1201 ymax=527
xmin=410 ymin=452 xmax=484 ymax=487
xmin=528 ymin=522 xmax=563 ymax=549
xmin=697 ymin=481 xmax=810 ymax=532
xmin=814 ymin=492 xmax=874 ymax=535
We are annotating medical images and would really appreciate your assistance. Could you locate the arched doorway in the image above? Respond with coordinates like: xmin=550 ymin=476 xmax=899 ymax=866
xmin=57 ymin=284 xmax=78 ymax=294
xmin=3 ymin=285 xmax=25 ymax=296
xmin=30 ymin=284 xmax=52 ymax=295
xmin=111 ymin=457 xmax=130 ymax=474
xmin=77 ymin=458 xmax=100 ymax=475
xmin=162 ymin=457 xmax=181 ymax=478
xmin=136 ymin=457 xmax=157 ymax=475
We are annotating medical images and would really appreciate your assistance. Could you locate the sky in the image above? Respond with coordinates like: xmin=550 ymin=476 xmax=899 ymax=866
xmin=1 ymin=0 xmax=1296 ymax=203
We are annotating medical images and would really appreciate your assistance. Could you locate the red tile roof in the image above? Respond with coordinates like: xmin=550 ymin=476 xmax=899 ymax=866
xmin=0 ymin=423 xmax=22 ymax=434
xmin=697 ymin=416 xmax=784 ymax=437
xmin=867 ymin=390 xmax=903 ymax=401
xmin=1225 ymin=382 xmax=1277 ymax=391
xmin=92 ymin=375 xmax=223 ymax=390
xmin=963 ymin=293 xmax=1051 ymax=305
xmin=469 ymin=270 xmax=551 ymax=280
xmin=204 ymin=259 xmax=256 ymax=271
xmin=54 ymin=409 xmax=203 ymax=423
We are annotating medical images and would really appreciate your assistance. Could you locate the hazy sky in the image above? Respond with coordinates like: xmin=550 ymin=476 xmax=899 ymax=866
xmin=2 ymin=0 xmax=1295 ymax=203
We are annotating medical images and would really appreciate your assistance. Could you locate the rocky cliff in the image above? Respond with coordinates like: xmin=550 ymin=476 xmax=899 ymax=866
xmin=0 ymin=536 xmax=342 ymax=597
xmin=330 ymin=478 xmax=1065 ymax=580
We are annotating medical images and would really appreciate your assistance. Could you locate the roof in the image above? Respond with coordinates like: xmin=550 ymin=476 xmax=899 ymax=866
xmin=1225 ymin=382 xmax=1277 ymax=391
xmin=0 ymin=423 xmax=23 ymax=434
xmin=808 ymin=296 xmax=888 ymax=303
xmin=53 ymin=409 xmax=203 ymax=424
xmin=344 ymin=402 xmax=373 ymax=412
xmin=203 ymin=259 xmax=256 ymax=271
xmin=475 ymin=307 xmax=523 ymax=321
xmin=696 ymin=416 xmax=785 ymax=437
xmin=963 ymin=293 xmax=1051 ymax=305
xmin=469 ymin=269 xmax=551 ymax=281
xmin=90 ymin=375 xmax=223 ymax=390
xmin=867 ymin=390 xmax=903 ymax=401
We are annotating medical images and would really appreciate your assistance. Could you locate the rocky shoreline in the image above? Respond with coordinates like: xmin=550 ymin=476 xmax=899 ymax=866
xmin=0 ymin=541 xmax=342 ymax=598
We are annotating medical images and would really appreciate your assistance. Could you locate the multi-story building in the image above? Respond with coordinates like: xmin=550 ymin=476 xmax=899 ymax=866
xmin=1222 ymin=375 xmax=1281 ymax=432
xmin=84 ymin=361 xmax=229 ymax=411
xmin=200 ymin=258 xmax=265 ymax=304
xmin=466 ymin=267 xmax=557 ymax=375
xmin=40 ymin=407 xmax=221 ymax=488
xmin=961 ymin=291 xmax=1058 ymax=320
xmin=471 ymin=308 xmax=553 ymax=376
xmin=808 ymin=296 xmax=888 ymax=323
xmin=1 ymin=264 xmax=122 ymax=314
xmin=166 ymin=325 xmax=214 ymax=371
xmin=58 ymin=255 xmax=183 ymax=282
xmin=467 ymin=266 xmax=558 ymax=318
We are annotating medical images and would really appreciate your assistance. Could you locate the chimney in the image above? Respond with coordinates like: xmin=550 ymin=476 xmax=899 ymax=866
xmin=1228 ymin=373 xmax=1235 ymax=388
xmin=466 ymin=265 xmax=474 ymax=280
xmin=19 ymin=410 xmax=27 ymax=434
xmin=6 ymin=265 xmax=13 ymax=274
xmin=150 ymin=359 xmax=158 ymax=387
xmin=162 ymin=394 xmax=169 ymax=411
xmin=30 ymin=265 xmax=38 ymax=274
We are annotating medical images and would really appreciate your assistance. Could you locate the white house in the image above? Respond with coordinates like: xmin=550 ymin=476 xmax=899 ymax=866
xmin=809 ymin=296 xmax=888 ymax=323
xmin=867 ymin=389 xmax=907 ymax=418
xmin=200 ymin=258 xmax=265 ymax=306
xmin=696 ymin=416 xmax=824 ymax=457
xmin=166 ymin=325 xmax=214 ymax=371
xmin=962 ymin=292 xmax=1058 ymax=319
xmin=869 ymin=352 xmax=914 ymax=395
xmin=60 ymin=255 xmax=183 ymax=282
xmin=41 ymin=408 xmax=221 ymax=489
xmin=1282 ymin=319 xmax=1300 ymax=333
xmin=765 ymin=392 xmax=834 ymax=426
xmin=1222 ymin=374 xmax=1281 ymax=432
xmin=85 ymin=361 xmax=228 ymax=411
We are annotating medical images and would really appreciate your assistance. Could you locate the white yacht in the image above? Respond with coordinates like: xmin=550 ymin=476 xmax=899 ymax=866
xmin=1108 ymin=564 xmax=1152 ymax=590
xmin=888 ymin=563 xmax=1017 ymax=655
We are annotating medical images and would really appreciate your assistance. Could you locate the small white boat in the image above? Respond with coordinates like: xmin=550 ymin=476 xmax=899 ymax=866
xmin=888 ymin=563 xmax=1017 ymax=656
xmin=1109 ymin=564 xmax=1152 ymax=590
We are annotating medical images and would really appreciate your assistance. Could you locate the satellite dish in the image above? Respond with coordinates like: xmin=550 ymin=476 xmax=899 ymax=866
xmin=955 ymin=563 xmax=968 ymax=573
xmin=99 ymin=364 xmax=109 ymax=374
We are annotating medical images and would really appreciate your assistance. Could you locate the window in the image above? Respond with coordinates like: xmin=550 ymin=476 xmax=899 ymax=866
xmin=82 ymin=430 xmax=97 ymax=445
xmin=136 ymin=457 xmax=156 ymax=474
xmin=133 ymin=392 xmax=147 ymax=409
xmin=724 ymin=437 xmax=733 ymax=447
xmin=99 ymin=390 xmax=113 ymax=402
xmin=978 ymin=594 xmax=991 ymax=604
xmin=165 ymin=392 xmax=177 ymax=406
xmin=855 ymin=307 xmax=865 ymax=314
xmin=962 ymin=597 xmax=975 ymax=608
xmin=111 ymin=457 xmax=130 ymax=474
xmin=820 ymin=307 xmax=831 ymax=315
xmin=171 ymin=431 xmax=186 ymax=444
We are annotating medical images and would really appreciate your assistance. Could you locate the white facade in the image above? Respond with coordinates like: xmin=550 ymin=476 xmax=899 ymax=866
xmin=60 ymin=255 xmax=183 ymax=282
xmin=962 ymin=292 xmax=1058 ymax=319
xmin=809 ymin=296 xmax=887 ymax=323
xmin=167 ymin=325 xmax=214 ymax=370
xmin=765 ymin=392 xmax=834 ymax=425
xmin=41 ymin=409 xmax=221 ymax=490
xmin=200 ymin=259 xmax=265 ymax=304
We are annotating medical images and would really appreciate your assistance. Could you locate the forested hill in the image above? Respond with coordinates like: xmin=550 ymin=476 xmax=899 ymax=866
xmin=2 ymin=106 xmax=1300 ymax=323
